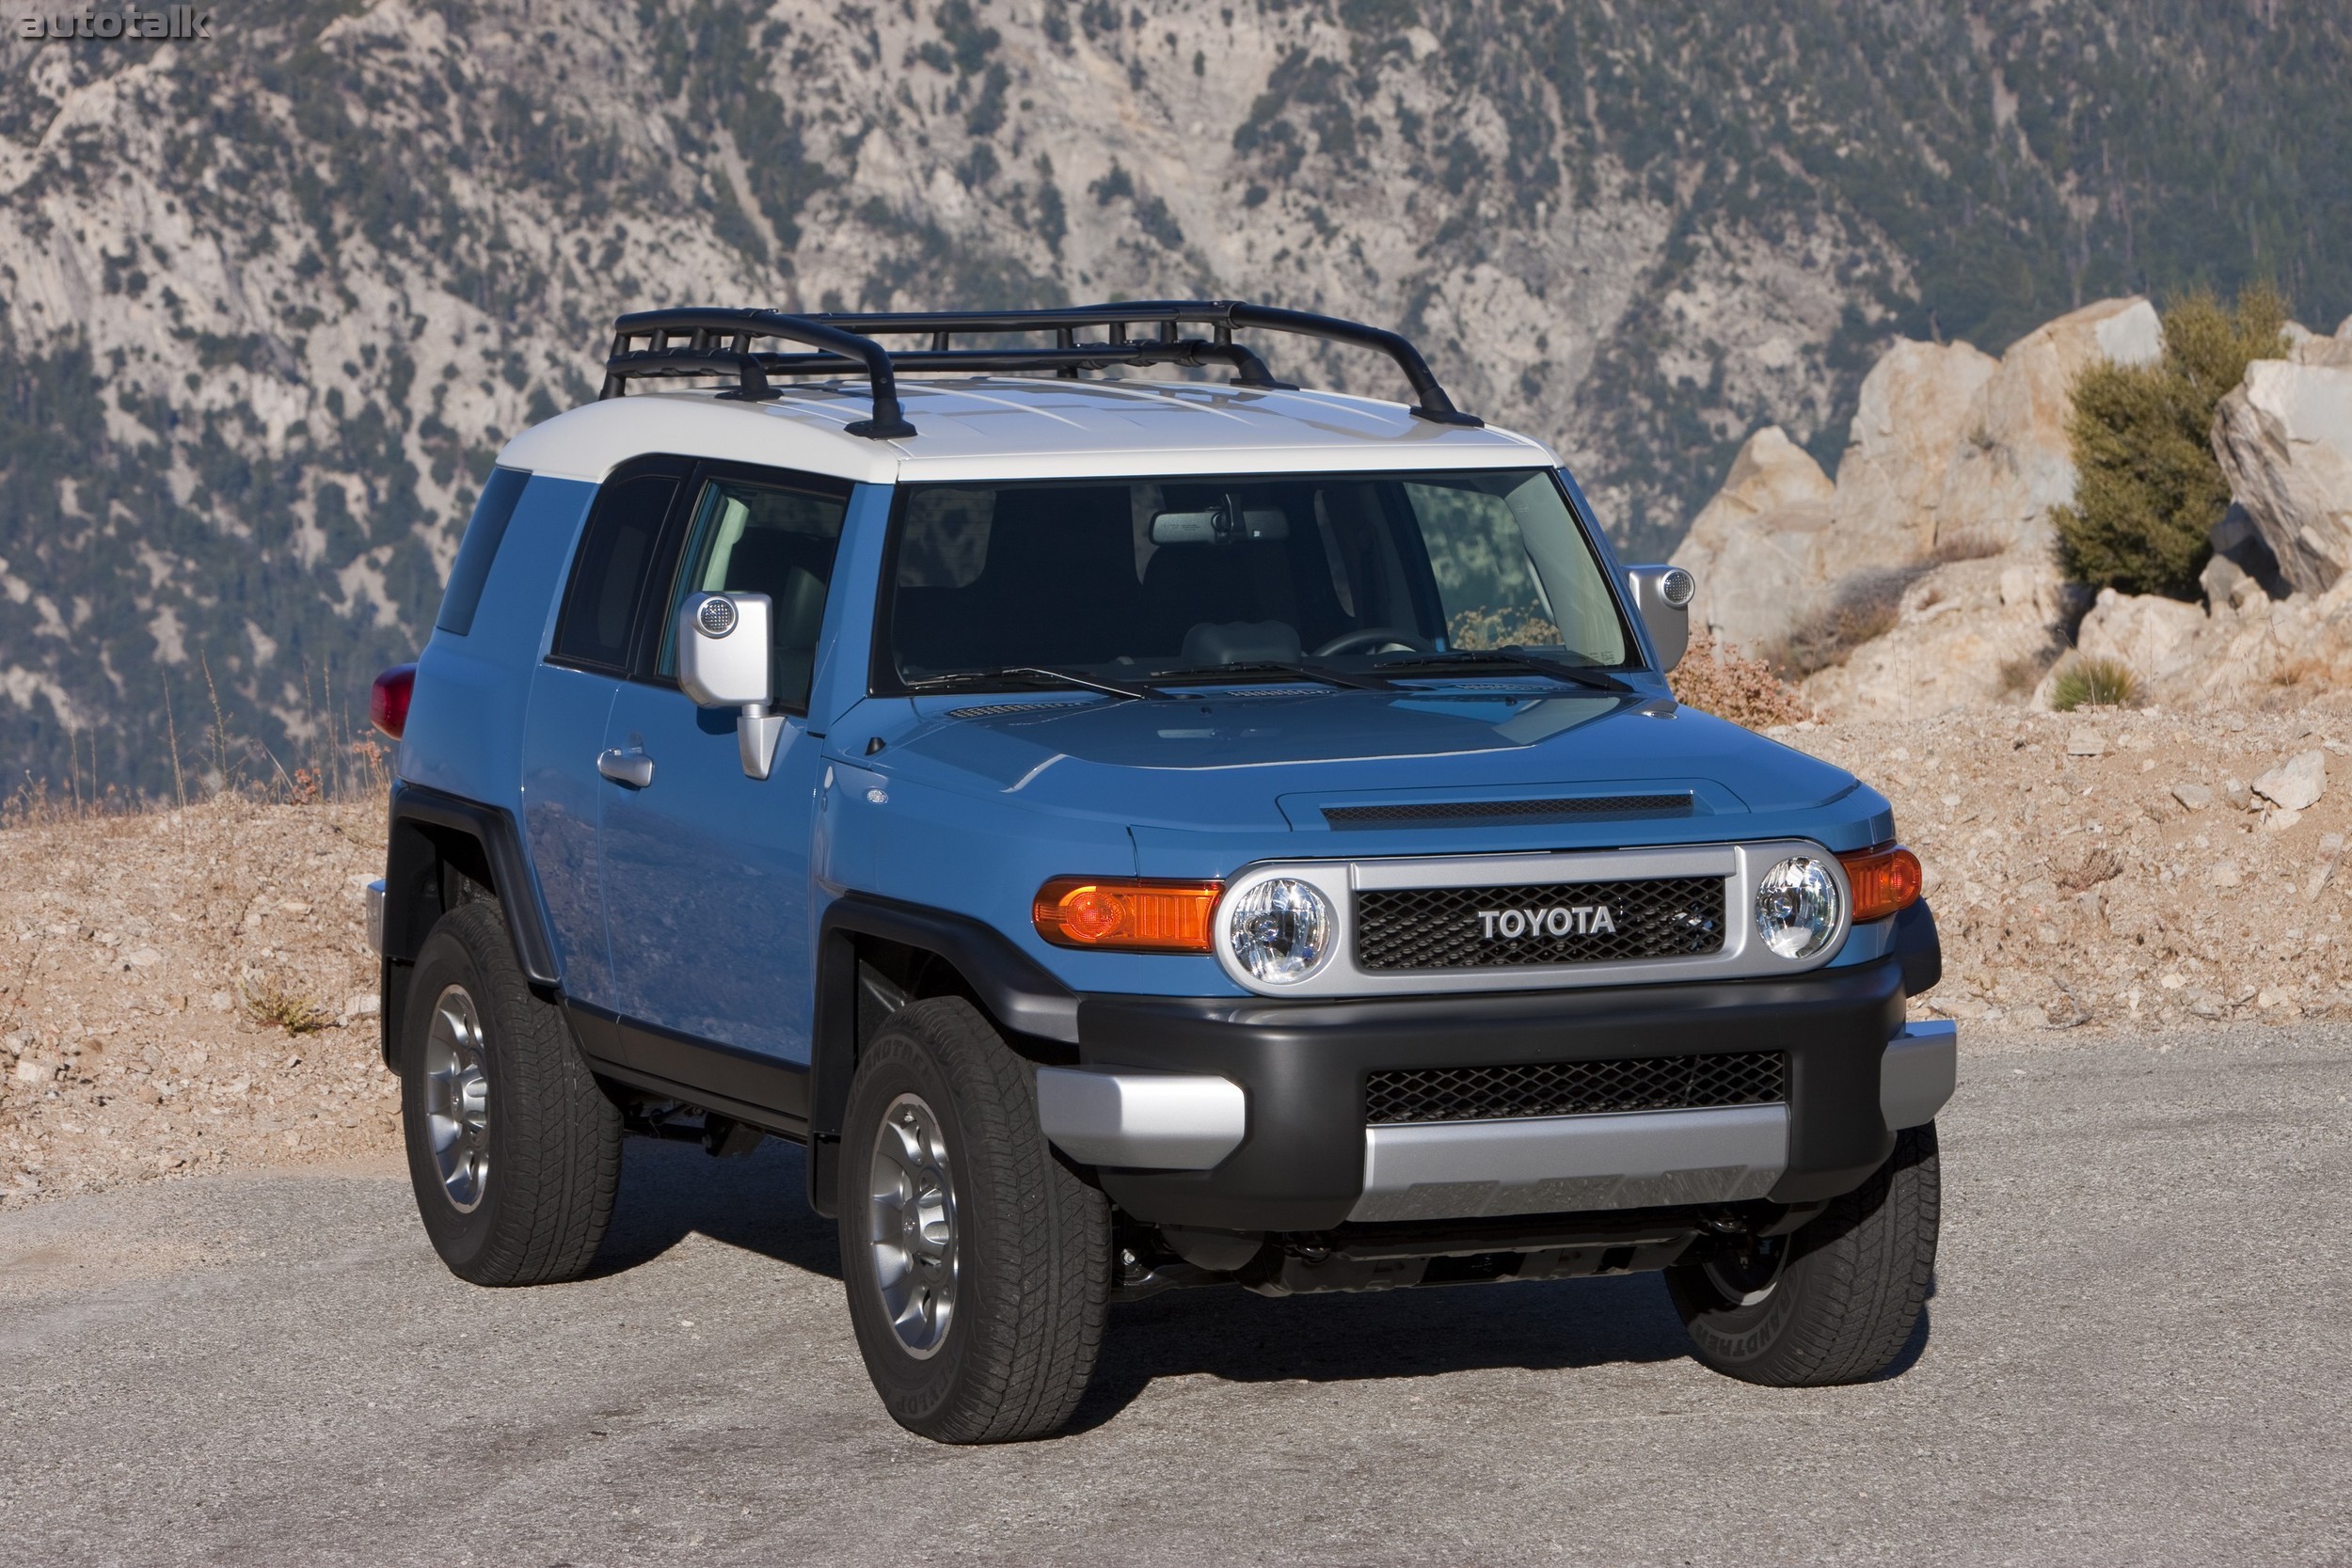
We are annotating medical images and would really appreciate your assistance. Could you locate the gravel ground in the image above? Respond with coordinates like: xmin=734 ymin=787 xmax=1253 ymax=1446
xmin=1 ymin=1024 xmax=2345 ymax=1565
xmin=7 ymin=697 xmax=2352 ymax=1204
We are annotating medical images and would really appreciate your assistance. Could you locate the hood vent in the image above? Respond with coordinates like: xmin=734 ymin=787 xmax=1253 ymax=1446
xmin=1323 ymin=793 xmax=1693 ymax=829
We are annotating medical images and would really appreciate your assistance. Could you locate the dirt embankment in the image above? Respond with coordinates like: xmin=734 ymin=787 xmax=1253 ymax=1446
xmin=8 ymin=700 xmax=2352 ymax=1206
xmin=1783 ymin=698 xmax=2352 ymax=1028
xmin=1 ymin=800 xmax=392 ymax=1207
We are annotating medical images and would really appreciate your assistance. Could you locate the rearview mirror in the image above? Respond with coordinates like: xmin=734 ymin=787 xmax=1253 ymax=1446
xmin=1150 ymin=499 xmax=1290 ymax=545
xmin=1624 ymin=565 xmax=1696 ymax=672
xmin=677 ymin=592 xmax=785 ymax=780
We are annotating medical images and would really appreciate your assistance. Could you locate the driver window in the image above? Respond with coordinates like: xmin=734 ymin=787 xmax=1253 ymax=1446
xmin=658 ymin=470 xmax=851 ymax=712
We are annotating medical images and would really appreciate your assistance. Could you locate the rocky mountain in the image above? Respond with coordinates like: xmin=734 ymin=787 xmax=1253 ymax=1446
xmin=4 ymin=0 xmax=2350 ymax=795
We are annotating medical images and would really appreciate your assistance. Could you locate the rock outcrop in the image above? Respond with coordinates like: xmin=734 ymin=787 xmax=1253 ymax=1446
xmin=1799 ymin=557 xmax=2071 ymax=721
xmin=2212 ymin=346 xmax=2352 ymax=594
xmin=1928 ymin=297 xmax=2162 ymax=556
xmin=1671 ymin=338 xmax=2003 ymax=656
xmin=1670 ymin=427 xmax=1836 ymax=655
xmin=1676 ymin=295 xmax=2352 ymax=719
xmin=1672 ymin=297 xmax=2158 ymax=706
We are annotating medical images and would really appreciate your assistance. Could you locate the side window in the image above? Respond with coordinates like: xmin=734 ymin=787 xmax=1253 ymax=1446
xmin=437 ymin=467 xmax=531 ymax=636
xmin=551 ymin=470 xmax=682 ymax=671
xmin=658 ymin=470 xmax=851 ymax=712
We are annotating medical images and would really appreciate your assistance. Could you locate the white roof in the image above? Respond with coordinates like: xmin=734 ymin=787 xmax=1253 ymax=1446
xmin=497 ymin=377 xmax=1556 ymax=486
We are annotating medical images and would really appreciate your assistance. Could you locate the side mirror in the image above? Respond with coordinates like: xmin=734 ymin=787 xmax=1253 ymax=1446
xmin=1625 ymin=565 xmax=1696 ymax=672
xmin=677 ymin=592 xmax=785 ymax=780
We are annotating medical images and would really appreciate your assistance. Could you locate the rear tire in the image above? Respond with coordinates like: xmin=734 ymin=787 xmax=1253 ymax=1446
xmin=839 ymin=997 xmax=1110 ymax=1443
xmin=400 ymin=900 xmax=622 ymax=1286
xmin=1667 ymin=1121 xmax=1940 ymax=1386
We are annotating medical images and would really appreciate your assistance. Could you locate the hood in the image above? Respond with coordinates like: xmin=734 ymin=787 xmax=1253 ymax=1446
xmin=849 ymin=687 xmax=1864 ymax=838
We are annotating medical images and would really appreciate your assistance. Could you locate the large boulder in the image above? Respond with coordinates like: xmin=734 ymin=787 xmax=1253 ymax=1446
xmin=1669 ymin=426 xmax=1834 ymax=655
xmin=2073 ymin=587 xmax=2208 ymax=686
xmin=1830 ymin=338 xmax=1998 ymax=558
xmin=1930 ymin=296 xmax=2162 ymax=554
xmin=2212 ymin=358 xmax=2352 ymax=594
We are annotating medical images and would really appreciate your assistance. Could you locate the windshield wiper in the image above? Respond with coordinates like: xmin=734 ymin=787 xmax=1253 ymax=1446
xmin=1371 ymin=647 xmax=1635 ymax=694
xmin=903 ymin=666 xmax=1168 ymax=702
xmin=1142 ymin=660 xmax=1399 ymax=693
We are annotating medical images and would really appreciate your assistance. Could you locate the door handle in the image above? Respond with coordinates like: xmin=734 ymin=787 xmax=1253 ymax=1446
xmin=596 ymin=748 xmax=655 ymax=788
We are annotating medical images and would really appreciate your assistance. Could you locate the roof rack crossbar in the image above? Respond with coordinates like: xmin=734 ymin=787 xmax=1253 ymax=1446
xmin=595 ymin=300 xmax=1480 ymax=431
xmin=803 ymin=301 xmax=1483 ymax=426
xmin=601 ymin=309 xmax=916 ymax=438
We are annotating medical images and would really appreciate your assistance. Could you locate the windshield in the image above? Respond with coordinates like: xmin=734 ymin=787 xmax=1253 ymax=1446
xmin=879 ymin=468 xmax=1632 ymax=687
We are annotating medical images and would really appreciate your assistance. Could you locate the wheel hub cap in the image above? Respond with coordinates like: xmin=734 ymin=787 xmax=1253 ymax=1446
xmin=866 ymin=1094 xmax=958 ymax=1358
xmin=422 ymin=984 xmax=490 ymax=1213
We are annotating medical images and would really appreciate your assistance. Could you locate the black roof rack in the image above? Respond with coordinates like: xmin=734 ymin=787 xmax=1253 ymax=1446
xmin=597 ymin=300 xmax=1484 ymax=441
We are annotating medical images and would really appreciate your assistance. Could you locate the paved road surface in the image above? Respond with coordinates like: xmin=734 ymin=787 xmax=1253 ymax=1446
xmin=3 ymin=1027 xmax=2348 ymax=1566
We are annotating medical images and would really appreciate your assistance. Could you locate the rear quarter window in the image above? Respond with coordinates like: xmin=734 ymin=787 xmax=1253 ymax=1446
xmin=435 ymin=467 xmax=532 ymax=636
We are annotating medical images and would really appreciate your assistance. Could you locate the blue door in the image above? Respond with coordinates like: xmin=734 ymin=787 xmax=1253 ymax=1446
xmin=519 ymin=458 xmax=690 ymax=1010
xmin=596 ymin=463 xmax=854 ymax=1064
xmin=520 ymin=666 xmax=620 ymax=1010
xmin=598 ymin=692 xmax=827 ymax=1059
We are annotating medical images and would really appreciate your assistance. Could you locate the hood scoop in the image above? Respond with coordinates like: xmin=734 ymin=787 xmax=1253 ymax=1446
xmin=1320 ymin=792 xmax=1694 ymax=830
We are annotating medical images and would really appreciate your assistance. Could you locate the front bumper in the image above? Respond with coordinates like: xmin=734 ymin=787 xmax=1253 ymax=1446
xmin=1050 ymin=951 xmax=1948 ymax=1232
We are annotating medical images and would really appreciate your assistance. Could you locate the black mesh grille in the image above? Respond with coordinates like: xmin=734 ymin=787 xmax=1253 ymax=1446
xmin=1324 ymin=794 xmax=1691 ymax=829
xmin=1365 ymin=1053 xmax=1785 ymax=1124
xmin=1355 ymin=876 xmax=1724 ymax=970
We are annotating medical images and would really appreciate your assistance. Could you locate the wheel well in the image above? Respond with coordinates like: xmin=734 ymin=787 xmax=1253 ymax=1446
xmin=379 ymin=815 xmax=515 ymax=1070
xmin=805 ymin=927 xmax=1075 ymax=1218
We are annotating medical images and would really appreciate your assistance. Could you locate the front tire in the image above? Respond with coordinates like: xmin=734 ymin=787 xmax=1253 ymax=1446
xmin=399 ymin=900 xmax=622 ymax=1286
xmin=1667 ymin=1121 xmax=1941 ymax=1386
xmin=839 ymin=997 xmax=1110 ymax=1443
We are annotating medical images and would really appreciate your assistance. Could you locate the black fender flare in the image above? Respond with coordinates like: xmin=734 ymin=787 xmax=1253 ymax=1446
xmin=1890 ymin=898 xmax=1941 ymax=998
xmin=805 ymin=891 xmax=1078 ymax=1216
xmin=380 ymin=781 xmax=562 ymax=1067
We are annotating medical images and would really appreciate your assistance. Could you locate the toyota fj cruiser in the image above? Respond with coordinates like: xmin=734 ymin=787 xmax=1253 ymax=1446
xmin=367 ymin=301 xmax=1953 ymax=1443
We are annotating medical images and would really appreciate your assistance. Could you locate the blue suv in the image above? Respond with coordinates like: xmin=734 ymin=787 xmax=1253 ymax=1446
xmin=367 ymin=303 xmax=1954 ymax=1442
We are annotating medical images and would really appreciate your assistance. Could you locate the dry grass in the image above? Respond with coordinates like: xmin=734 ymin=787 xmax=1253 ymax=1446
xmin=1767 ymin=564 xmax=1932 ymax=676
xmin=2053 ymin=844 xmax=2126 ymax=894
xmin=1929 ymin=530 xmax=2008 ymax=564
xmin=1671 ymin=631 xmax=1812 ymax=727
xmin=2050 ymin=655 xmax=2141 ymax=711
xmin=240 ymin=979 xmax=334 ymax=1036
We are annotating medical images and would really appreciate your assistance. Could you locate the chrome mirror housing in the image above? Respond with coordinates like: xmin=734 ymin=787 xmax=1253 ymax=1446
xmin=677 ymin=592 xmax=785 ymax=780
xmin=1625 ymin=565 xmax=1696 ymax=672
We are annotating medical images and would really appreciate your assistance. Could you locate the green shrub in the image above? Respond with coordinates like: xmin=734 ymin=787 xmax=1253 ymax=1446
xmin=2049 ymin=655 xmax=2140 ymax=711
xmin=2053 ymin=286 xmax=2289 ymax=598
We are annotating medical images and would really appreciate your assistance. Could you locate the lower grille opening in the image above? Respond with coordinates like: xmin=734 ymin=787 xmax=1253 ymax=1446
xmin=1364 ymin=1052 xmax=1786 ymax=1125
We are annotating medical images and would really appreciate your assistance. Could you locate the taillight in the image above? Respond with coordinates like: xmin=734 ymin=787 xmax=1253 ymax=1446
xmin=371 ymin=663 xmax=417 ymax=740
xmin=1838 ymin=845 xmax=1923 ymax=923
xmin=1033 ymin=877 xmax=1222 ymax=953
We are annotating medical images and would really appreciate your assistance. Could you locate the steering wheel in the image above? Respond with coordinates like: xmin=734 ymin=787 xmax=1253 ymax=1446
xmin=1312 ymin=626 xmax=1438 ymax=657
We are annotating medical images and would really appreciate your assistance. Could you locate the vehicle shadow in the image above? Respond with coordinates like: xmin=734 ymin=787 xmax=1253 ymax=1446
xmin=1071 ymin=1269 xmax=1692 ymax=1431
xmin=589 ymin=1134 xmax=842 ymax=1281
xmin=587 ymin=1133 xmax=1940 ymax=1418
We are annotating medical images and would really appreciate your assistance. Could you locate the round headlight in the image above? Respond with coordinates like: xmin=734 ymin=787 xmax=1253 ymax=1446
xmin=1226 ymin=878 xmax=1335 ymax=984
xmin=1755 ymin=856 xmax=1843 ymax=959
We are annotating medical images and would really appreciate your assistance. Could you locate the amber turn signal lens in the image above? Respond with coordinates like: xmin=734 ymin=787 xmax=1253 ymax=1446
xmin=1033 ymin=877 xmax=1222 ymax=952
xmin=1838 ymin=845 xmax=1924 ymax=923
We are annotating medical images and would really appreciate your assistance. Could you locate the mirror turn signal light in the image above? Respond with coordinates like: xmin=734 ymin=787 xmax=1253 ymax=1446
xmin=1838 ymin=844 xmax=1923 ymax=923
xmin=1034 ymin=877 xmax=1223 ymax=953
